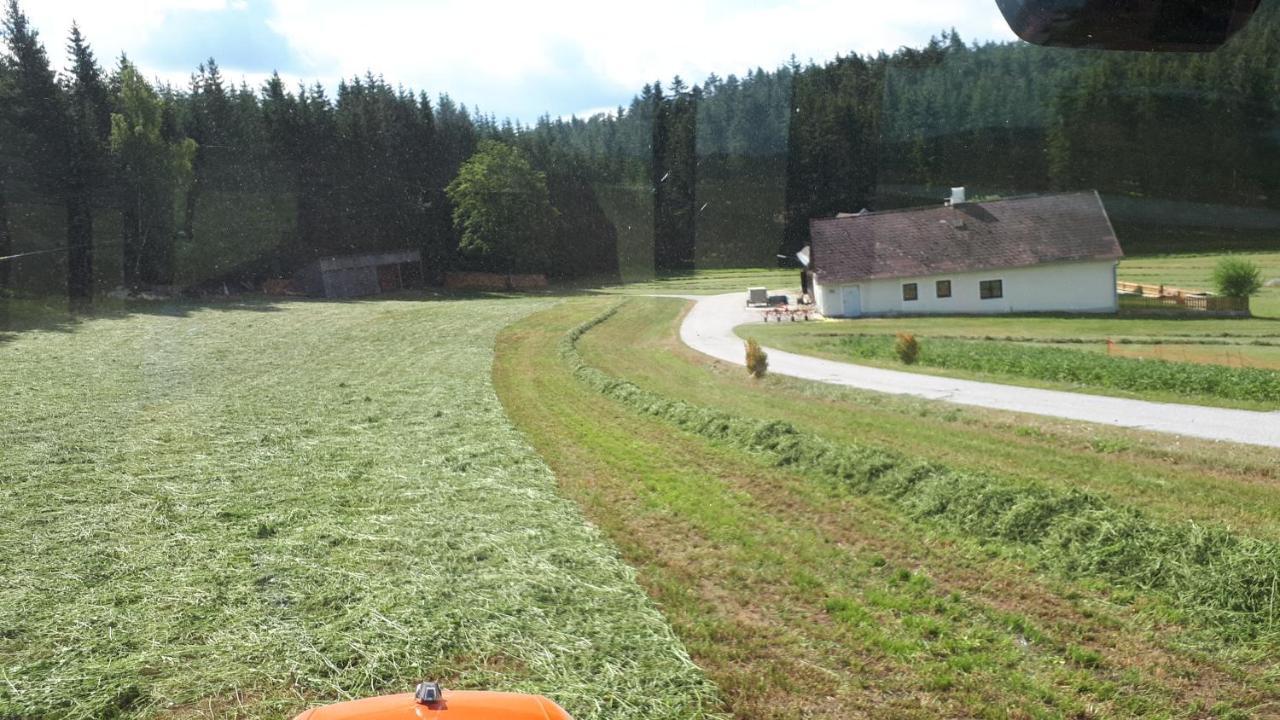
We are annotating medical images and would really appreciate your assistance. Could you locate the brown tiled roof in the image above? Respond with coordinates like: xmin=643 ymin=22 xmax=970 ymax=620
xmin=810 ymin=191 xmax=1123 ymax=283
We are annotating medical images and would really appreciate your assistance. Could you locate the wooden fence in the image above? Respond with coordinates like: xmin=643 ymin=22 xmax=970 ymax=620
xmin=1116 ymin=281 xmax=1250 ymax=315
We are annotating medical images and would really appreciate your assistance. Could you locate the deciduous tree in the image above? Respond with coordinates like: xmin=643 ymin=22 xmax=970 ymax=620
xmin=110 ymin=60 xmax=197 ymax=287
xmin=446 ymin=140 xmax=555 ymax=274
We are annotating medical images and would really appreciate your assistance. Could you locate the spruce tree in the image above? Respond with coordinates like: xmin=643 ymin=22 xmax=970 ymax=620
xmin=64 ymin=23 xmax=110 ymax=301
xmin=2 ymin=0 xmax=69 ymax=291
xmin=0 ymin=48 xmax=13 ymax=293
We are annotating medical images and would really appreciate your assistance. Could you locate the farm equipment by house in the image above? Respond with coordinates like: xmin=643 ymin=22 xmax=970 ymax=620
xmin=291 ymin=683 xmax=574 ymax=720
xmin=762 ymin=302 xmax=814 ymax=322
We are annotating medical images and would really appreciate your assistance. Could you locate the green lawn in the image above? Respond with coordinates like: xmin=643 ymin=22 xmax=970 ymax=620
xmin=0 ymin=295 xmax=718 ymax=720
xmin=495 ymin=296 xmax=1280 ymax=719
xmin=1119 ymin=251 xmax=1280 ymax=318
xmin=592 ymin=267 xmax=799 ymax=296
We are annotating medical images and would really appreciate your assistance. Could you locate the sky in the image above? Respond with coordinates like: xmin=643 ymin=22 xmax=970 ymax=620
xmin=23 ymin=0 xmax=1019 ymax=122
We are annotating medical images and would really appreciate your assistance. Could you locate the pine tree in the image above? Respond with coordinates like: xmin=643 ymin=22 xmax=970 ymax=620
xmin=0 ymin=46 xmax=13 ymax=293
xmin=2 ymin=0 xmax=69 ymax=293
xmin=64 ymin=22 xmax=110 ymax=301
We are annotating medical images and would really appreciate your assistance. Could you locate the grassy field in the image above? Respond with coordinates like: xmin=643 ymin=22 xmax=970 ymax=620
xmin=6 ymin=263 xmax=1278 ymax=720
xmin=593 ymin=267 xmax=799 ymax=296
xmin=494 ymin=296 xmax=1280 ymax=719
xmin=0 ymin=295 xmax=719 ymax=720
xmin=745 ymin=327 xmax=1280 ymax=410
xmin=1119 ymin=252 xmax=1280 ymax=318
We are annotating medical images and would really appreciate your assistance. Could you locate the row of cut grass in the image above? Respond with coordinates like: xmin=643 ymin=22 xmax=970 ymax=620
xmin=594 ymin=299 xmax=1280 ymax=540
xmin=565 ymin=301 xmax=1280 ymax=644
xmin=496 ymin=298 xmax=1280 ymax=718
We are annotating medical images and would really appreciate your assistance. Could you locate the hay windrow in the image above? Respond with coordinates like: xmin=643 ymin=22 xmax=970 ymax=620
xmin=564 ymin=303 xmax=1280 ymax=643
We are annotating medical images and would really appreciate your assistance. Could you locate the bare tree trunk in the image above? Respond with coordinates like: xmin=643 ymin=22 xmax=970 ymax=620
xmin=0 ymin=169 xmax=11 ymax=330
xmin=0 ymin=169 xmax=10 ymax=291
xmin=66 ymin=187 xmax=94 ymax=308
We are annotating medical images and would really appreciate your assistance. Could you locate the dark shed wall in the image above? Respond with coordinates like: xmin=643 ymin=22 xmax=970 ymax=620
xmin=296 ymin=263 xmax=325 ymax=296
xmin=321 ymin=266 xmax=381 ymax=298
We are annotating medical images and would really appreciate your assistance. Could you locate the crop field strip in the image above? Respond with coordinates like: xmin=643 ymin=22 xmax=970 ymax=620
xmin=826 ymin=333 xmax=1280 ymax=405
xmin=495 ymin=297 xmax=1280 ymax=719
xmin=0 ymin=297 xmax=720 ymax=720
xmin=748 ymin=320 xmax=1280 ymax=410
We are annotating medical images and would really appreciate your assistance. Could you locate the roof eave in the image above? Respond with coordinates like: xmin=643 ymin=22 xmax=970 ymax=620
xmin=816 ymin=254 xmax=1124 ymax=285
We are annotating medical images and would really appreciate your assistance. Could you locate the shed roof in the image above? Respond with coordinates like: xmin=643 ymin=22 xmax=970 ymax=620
xmin=810 ymin=191 xmax=1122 ymax=283
xmin=313 ymin=250 xmax=421 ymax=274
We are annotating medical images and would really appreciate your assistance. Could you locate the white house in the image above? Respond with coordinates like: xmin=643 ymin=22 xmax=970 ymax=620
xmin=807 ymin=191 xmax=1124 ymax=317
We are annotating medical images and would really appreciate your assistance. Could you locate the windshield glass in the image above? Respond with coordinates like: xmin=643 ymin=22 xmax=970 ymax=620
xmin=2 ymin=2 xmax=1278 ymax=719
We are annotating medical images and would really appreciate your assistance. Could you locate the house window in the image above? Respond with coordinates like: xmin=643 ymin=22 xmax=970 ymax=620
xmin=902 ymin=283 xmax=918 ymax=302
xmin=980 ymin=279 xmax=1004 ymax=299
xmin=936 ymin=280 xmax=952 ymax=299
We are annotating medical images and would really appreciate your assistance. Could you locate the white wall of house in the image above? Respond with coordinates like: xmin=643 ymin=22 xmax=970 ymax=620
xmin=814 ymin=259 xmax=1118 ymax=317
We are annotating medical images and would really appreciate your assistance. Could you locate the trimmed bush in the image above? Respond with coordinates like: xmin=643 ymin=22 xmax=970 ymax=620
xmin=894 ymin=333 xmax=920 ymax=365
xmin=1212 ymin=256 xmax=1264 ymax=298
xmin=745 ymin=338 xmax=769 ymax=378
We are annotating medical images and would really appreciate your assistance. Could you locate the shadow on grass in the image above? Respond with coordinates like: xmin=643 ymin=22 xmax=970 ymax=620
xmin=0 ymin=287 xmax=597 ymax=345
xmin=0 ymin=294 xmax=286 ymax=344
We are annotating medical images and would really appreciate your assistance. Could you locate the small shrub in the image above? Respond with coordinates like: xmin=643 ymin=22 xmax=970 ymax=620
xmin=894 ymin=333 xmax=920 ymax=365
xmin=745 ymin=338 xmax=769 ymax=378
xmin=1212 ymin=256 xmax=1263 ymax=298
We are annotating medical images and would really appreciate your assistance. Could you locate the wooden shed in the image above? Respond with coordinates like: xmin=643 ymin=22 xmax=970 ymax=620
xmin=296 ymin=250 xmax=423 ymax=298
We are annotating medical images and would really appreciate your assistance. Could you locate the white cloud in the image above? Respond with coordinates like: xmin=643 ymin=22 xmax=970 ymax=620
xmin=20 ymin=0 xmax=1019 ymax=118
xmin=268 ymin=0 xmax=1015 ymax=85
xmin=24 ymin=0 xmax=231 ymax=66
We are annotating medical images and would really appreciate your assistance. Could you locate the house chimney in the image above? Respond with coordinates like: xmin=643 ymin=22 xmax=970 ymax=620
xmin=950 ymin=187 xmax=966 ymax=205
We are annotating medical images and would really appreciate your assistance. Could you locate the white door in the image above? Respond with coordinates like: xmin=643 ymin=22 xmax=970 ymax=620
xmin=840 ymin=286 xmax=861 ymax=317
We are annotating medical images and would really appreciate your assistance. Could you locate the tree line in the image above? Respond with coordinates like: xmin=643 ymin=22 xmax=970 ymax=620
xmin=536 ymin=7 xmax=1280 ymax=262
xmin=4 ymin=0 xmax=1279 ymax=301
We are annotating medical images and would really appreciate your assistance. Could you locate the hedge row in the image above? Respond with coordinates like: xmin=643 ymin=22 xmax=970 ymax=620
xmin=562 ymin=304 xmax=1280 ymax=641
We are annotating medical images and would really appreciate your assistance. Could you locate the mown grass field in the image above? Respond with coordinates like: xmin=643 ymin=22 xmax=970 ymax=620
xmin=495 ymin=296 xmax=1280 ymax=719
xmin=6 ymin=264 xmax=1279 ymax=720
xmin=0 ymin=295 xmax=719 ymax=720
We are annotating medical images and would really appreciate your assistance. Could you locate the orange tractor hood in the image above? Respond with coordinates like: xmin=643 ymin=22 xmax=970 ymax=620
xmin=292 ymin=691 xmax=573 ymax=720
